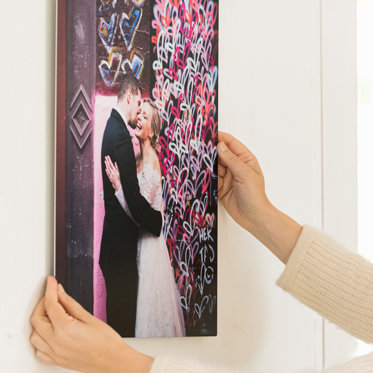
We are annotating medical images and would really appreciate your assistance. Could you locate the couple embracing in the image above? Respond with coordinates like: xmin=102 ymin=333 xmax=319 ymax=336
xmin=99 ymin=75 xmax=185 ymax=338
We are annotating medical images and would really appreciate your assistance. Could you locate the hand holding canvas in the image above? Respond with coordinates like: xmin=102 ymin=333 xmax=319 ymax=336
xmin=217 ymin=131 xmax=269 ymax=230
xmin=217 ymin=131 xmax=302 ymax=264
xmin=30 ymin=276 xmax=153 ymax=373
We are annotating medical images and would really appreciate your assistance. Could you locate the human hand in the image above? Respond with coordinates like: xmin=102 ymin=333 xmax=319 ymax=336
xmin=217 ymin=131 xmax=271 ymax=231
xmin=30 ymin=276 xmax=153 ymax=373
xmin=217 ymin=131 xmax=302 ymax=264
xmin=105 ymin=156 xmax=121 ymax=192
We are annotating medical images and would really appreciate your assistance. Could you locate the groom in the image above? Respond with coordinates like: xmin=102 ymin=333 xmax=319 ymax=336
xmin=99 ymin=74 xmax=163 ymax=337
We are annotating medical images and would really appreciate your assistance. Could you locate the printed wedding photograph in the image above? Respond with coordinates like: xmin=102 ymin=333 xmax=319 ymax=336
xmin=55 ymin=0 xmax=218 ymax=338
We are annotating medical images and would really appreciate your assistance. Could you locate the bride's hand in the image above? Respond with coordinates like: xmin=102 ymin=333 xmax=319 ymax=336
xmin=105 ymin=156 xmax=121 ymax=192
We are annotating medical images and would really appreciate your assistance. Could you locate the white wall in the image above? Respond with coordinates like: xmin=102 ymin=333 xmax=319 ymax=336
xmin=356 ymin=0 xmax=373 ymax=359
xmin=321 ymin=0 xmax=358 ymax=369
xmin=0 ymin=0 xmax=357 ymax=372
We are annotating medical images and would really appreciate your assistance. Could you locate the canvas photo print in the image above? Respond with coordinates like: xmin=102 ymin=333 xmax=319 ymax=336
xmin=56 ymin=0 xmax=218 ymax=338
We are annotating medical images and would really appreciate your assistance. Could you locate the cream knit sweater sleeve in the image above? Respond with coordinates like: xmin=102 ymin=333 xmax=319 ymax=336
xmin=276 ymin=224 xmax=373 ymax=343
xmin=150 ymin=225 xmax=373 ymax=372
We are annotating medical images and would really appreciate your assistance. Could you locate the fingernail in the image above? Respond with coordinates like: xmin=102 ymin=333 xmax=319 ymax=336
xmin=58 ymin=284 xmax=65 ymax=294
xmin=219 ymin=142 xmax=227 ymax=152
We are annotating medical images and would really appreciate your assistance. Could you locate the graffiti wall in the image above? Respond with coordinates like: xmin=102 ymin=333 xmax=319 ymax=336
xmin=151 ymin=0 xmax=219 ymax=333
xmin=93 ymin=0 xmax=218 ymax=336
xmin=97 ymin=0 xmax=151 ymax=94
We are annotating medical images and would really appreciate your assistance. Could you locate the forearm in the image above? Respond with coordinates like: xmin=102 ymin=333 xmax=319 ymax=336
xmin=115 ymin=186 xmax=140 ymax=226
xmin=246 ymin=203 xmax=303 ymax=264
xmin=276 ymin=225 xmax=373 ymax=343
xmin=124 ymin=189 xmax=162 ymax=236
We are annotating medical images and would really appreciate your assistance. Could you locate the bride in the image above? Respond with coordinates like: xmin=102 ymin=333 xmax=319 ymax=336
xmin=104 ymin=99 xmax=185 ymax=338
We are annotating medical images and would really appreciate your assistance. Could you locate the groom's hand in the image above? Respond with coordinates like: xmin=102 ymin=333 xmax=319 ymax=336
xmin=30 ymin=276 xmax=154 ymax=373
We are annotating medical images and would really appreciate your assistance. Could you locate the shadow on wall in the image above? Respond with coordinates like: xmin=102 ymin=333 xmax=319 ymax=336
xmin=216 ymin=210 xmax=267 ymax=368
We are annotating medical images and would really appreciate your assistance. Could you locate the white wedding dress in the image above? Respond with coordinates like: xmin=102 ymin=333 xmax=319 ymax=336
xmin=115 ymin=163 xmax=185 ymax=338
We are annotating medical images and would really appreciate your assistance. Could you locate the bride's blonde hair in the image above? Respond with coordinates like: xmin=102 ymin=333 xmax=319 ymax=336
xmin=143 ymin=99 xmax=161 ymax=150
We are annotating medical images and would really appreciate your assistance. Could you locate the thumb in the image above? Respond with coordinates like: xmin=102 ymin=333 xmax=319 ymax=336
xmin=57 ymin=284 xmax=90 ymax=322
xmin=217 ymin=142 xmax=246 ymax=178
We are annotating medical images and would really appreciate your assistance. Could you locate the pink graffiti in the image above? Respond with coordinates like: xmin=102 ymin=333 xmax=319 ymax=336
xmin=152 ymin=0 xmax=218 ymax=330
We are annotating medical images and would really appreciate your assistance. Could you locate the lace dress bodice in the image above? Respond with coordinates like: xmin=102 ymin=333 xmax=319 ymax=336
xmin=137 ymin=163 xmax=163 ymax=211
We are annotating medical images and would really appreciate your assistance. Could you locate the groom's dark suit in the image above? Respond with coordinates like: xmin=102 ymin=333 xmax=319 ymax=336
xmin=99 ymin=109 xmax=162 ymax=337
